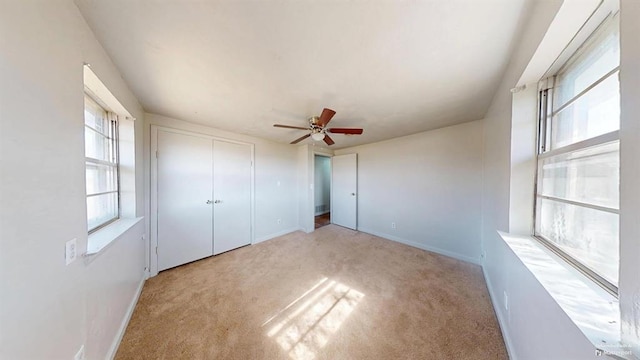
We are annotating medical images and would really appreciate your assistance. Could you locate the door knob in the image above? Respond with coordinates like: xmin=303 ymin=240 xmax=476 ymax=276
xmin=206 ymin=200 xmax=213 ymax=204
xmin=351 ymin=193 xmax=356 ymax=196
xmin=214 ymin=200 xmax=222 ymax=204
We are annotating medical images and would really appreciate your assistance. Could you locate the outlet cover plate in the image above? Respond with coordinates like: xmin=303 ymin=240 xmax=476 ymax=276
xmin=65 ymin=238 xmax=77 ymax=265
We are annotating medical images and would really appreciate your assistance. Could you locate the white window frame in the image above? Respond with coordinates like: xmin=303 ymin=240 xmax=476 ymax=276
xmin=85 ymin=93 xmax=121 ymax=233
xmin=534 ymin=10 xmax=620 ymax=295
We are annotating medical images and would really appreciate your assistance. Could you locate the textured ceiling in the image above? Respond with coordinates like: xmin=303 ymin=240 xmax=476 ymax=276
xmin=76 ymin=0 xmax=529 ymax=149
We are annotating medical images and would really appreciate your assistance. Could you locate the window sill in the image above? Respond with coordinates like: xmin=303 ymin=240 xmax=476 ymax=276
xmin=497 ymin=231 xmax=634 ymax=359
xmin=86 ymin=217 xmax=143 ymax=261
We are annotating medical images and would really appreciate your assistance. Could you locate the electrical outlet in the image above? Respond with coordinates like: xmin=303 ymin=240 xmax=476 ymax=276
xmin=65 ymin=238 xmax=77 ymax=265
xmin=277 ymin=218 xmax=282 ymax=225
xmin=391 ymin=222 xmax=396 ymax=229
xmin=503 ymin=291 xmax=509 ymax=311
xmin=481 ymin=251 xmax=486 ymax=259
xmin=74 ymin=345 xmax=85 ymax=360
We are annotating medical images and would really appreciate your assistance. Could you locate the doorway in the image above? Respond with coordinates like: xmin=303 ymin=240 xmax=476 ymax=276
xmin=314 ymin=155 xmax=331 ymax=229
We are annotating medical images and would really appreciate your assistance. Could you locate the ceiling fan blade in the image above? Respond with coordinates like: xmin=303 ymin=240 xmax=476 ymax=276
xmin=323 ymin=134 xmax=335 ymax=146
xmin=291 ymin=133 xmax=311 ymax=144
xmin=318 ymin=108 xmax=336 ymax=127
xmin=274 ymin=124 xmax=309 ymax=130
xmin=327 ymin=128 xmax=364 ymax=135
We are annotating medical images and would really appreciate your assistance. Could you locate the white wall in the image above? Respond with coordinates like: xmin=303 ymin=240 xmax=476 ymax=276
xmin=297 ymin=144 xmax=315 ymax=233
xmin=84 ymin=221 xmax=145 ymax=360
xmin=481 ymin=0 xmax=640 ymax=358
xmin=0 ymin=1 xmax=146 ymax=359
xmin=314 ymin=155 xmax=331 ymax=215
xmin=335 ymin=120 xmax=484 ymax=264
xmin=144 ymin=114 xmax=299 ymax=246
xmin=480 ymin=0 xmax=586 ymax=357
xmin=508 ymin=84 xmax=538 ymax=235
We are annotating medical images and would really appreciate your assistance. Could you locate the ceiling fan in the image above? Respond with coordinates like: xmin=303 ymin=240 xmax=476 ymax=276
xmin=273 ymin=108 xmax=364 ymax=146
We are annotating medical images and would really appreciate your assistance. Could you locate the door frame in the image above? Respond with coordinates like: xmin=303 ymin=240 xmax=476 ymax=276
xmin=150 ymin=125 xmax=255 ymax=276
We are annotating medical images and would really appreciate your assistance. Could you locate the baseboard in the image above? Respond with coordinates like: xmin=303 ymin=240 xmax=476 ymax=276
xmin=253 ymin=227 xmax=301 ymax=244
xmin=482 ymin=265 xmax=517 ymax=360
xmin=107 ymin=275 xmax=145 ymax=360
xmin=314 ymin=211 xmax=330 ymax=216
xmin=358 ymin=227 xmax=481 ymax=265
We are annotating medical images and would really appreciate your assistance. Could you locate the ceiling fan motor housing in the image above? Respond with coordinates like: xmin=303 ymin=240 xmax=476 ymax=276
xmin=309 ymin=116 xmax=324 ymax=133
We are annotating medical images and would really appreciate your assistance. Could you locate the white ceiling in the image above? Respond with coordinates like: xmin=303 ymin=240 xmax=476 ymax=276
xmin=76 ymin=0 xmax=529 ymax=149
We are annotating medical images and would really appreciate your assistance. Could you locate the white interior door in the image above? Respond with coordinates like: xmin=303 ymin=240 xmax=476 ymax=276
xmin=332 ymin=153 xmax=357 ymax=230
xmin=157 ymin=130 xmax=213 ymax=271
xmin=213 ymin=140 xmax=252 ymax=254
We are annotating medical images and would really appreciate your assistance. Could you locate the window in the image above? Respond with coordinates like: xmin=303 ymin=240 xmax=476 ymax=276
xmin=535 ymin=12 xmax=620 ymax=293
xmin=85 ymin=94 xmax=120 ymax=232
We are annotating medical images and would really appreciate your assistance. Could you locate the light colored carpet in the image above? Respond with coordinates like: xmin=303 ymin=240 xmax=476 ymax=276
xmin=116 ymin=225 xmax=507 ymax=360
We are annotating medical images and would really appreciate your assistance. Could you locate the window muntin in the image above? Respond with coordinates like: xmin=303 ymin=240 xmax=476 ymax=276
xmin=85 ymin=95 xmax=119 ymax=232
xmin=536 ymin=12 xmax=620 ymax=292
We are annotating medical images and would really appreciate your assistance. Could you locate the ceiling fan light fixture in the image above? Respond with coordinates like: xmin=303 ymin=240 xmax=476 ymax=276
xmin=311 ymin=132 xmax=326 ymax=141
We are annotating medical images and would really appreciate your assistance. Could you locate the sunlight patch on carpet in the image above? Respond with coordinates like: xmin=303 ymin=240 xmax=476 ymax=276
xmin=265 ymin=279 xmax=364 ymax=360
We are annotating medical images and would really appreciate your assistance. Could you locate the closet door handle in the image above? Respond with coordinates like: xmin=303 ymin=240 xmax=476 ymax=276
xmin=214 ymin=200 xmax=222 ymax=204
xmin=206 ymin=200 xmax=213 ymax=204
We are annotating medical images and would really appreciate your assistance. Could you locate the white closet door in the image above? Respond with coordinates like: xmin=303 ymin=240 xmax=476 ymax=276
xmin=332 ymin=153 xmax=358 ymax=230
xmin=157 ymin=130 xmax=213 ymax=271
xmin=213 ymin=140 xmax=252 ymax=254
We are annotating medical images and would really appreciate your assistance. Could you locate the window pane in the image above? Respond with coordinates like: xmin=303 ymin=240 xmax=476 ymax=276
xmin=537 ymin=197 xmax=618 ymax=285
xmin=551 ymin=72 xmax=619 ymax=149
xmin=84 ymin=95 xmax=108 ymax=135
xmin=85 ymin=126 xmax=113 ymax=161
xmin=540 ymin=141 xmax=619 ymax=209
xmin=87 ymin=192 xmax=118 ymax=231
xmin=86 ymin=162 xmax=118 ymax=195
xmin=554 ymin=13 xmax=619 ymax=109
